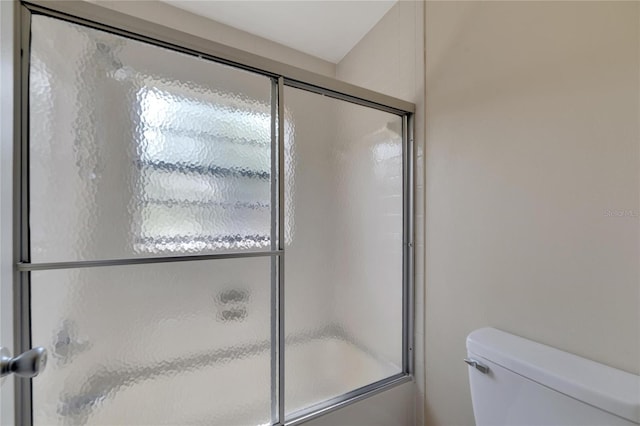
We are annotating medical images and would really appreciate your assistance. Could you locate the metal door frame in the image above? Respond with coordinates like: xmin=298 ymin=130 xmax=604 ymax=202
xmin=4 ymin=1 xmax=416 ymax=424
xmin=0 ymin=1 xmax=19 ymax=424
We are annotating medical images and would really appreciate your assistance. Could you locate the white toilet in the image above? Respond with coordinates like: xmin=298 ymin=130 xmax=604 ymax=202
xmin=466 ymin=328 xmax=640 ymax=426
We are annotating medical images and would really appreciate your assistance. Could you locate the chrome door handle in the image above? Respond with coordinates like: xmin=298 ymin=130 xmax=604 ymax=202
xmin=1 ymin=346 xmax=47 ymax=378
xmin=464 ymin=357 xmax=489 ymax=374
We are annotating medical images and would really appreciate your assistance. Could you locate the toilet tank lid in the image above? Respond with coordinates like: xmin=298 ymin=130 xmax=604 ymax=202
xmin=467 ymin=328 xmax=640 ymax=424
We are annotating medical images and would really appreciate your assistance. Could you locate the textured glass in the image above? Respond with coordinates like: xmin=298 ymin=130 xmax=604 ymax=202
xmin=283 ymin=87 xmax=404 ymax=416
xmin=29 ymin=15 xmax=272 ymax=262
xmin=31 ymin=258 xmax=272 ymax=426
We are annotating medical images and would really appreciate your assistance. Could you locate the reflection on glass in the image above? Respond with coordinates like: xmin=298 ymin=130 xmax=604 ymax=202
xmin=29 ymin=15 xmax=272 ymax=262
xmin=133 ymin=86 xmax=271 ymax=254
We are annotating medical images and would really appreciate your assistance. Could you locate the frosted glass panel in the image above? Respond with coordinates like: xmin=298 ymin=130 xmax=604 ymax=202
xmin=283 ymin=87 xmax=404 ymax=415
xmin=29 ymin=15 xmax=272 ymax=262
xmin=31 ymin=258 xmax=272 ymax=425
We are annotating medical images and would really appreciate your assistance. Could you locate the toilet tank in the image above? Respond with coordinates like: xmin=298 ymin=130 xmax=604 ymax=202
xmin=466 ymin=328 xmax=640 ymax=426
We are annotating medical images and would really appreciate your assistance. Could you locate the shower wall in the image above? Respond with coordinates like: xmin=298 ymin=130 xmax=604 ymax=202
xmin=282 ymin=90 xmax=337 ymax=343
xmin=331 ymin=103 xmax=404 ymax=369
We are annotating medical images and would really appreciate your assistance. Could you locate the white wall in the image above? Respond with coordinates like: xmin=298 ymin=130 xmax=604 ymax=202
xmin=424 ymin=2 xmax=640 ymax=425
xmin=337 ymin=2 xmax=426 ymax=425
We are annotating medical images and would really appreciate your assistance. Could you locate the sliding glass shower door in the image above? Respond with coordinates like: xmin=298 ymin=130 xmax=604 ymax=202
xmin=283 ymin=87 xmax=404 ymax=417
xmin=13 ymin=6 xmax=413 ymax=425
xmin=27 ymin=15 xmax=275 ymax=425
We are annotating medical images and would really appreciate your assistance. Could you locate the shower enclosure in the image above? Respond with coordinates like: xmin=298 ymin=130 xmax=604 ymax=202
xmin=2 ymin=1 xmax=415 ymax=425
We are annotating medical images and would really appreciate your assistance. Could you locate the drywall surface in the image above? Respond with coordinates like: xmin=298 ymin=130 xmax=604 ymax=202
xmin=337 ymin=1 xmax=426 ymax=425
xmin=425 ymin=2 xmax=640 ymax=425
xmin=92 ymin=0 xmax=336 ymax=77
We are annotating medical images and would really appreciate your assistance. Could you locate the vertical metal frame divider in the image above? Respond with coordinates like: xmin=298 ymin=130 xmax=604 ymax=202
xmin=403 ymin=114 xmax=415 ymax=375
xmin=0 ymin=0 xmax=18 ymax=422
xmin=13 ymin=2 xmax=416 ymax=425
xmin=270 ymin=78 xmax=279 ymax=425
xmin=16 ymin=4 xmax=32 ymax=426
xmin=277 ymin=77 xmax=286 ymax=426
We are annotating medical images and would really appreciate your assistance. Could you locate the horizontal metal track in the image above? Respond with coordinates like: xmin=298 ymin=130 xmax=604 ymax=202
xmin=22 ymin=1 xmax=415 ymax=115
xmin=284 ymin=79 xmax=410 ymax=117
xmin=17 ymin=250 xmax=282 ymax=271
xmin=285 ymin=373 xmax=413 ymax=426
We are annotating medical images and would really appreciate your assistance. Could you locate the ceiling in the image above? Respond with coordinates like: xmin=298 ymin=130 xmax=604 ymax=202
xmin=163 ymin=1 xmax=397 ymax=63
